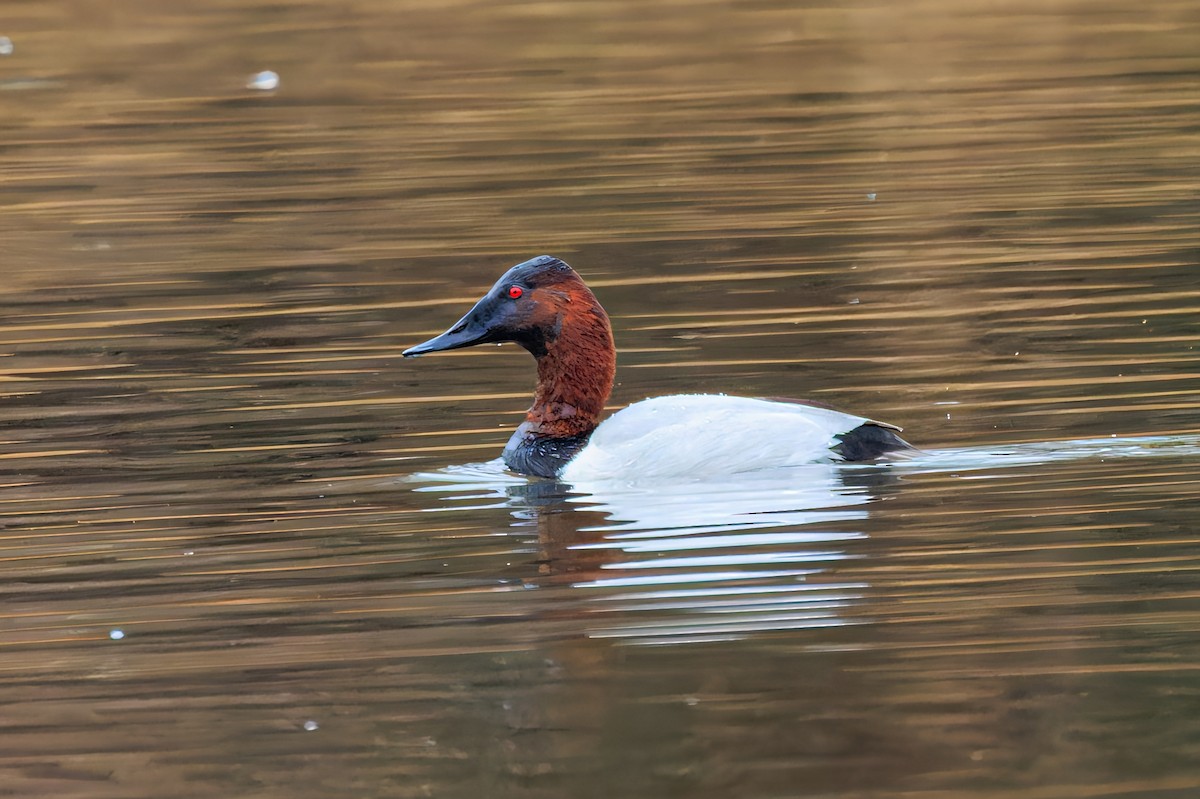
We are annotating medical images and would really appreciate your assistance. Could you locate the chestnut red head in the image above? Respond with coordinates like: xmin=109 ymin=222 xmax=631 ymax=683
xmin=403 ymin=255 xmax=595 ymax=359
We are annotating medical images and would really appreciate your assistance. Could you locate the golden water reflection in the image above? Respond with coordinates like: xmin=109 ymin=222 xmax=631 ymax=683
xmin=0 ymin=0 xmax=1198 ymax=796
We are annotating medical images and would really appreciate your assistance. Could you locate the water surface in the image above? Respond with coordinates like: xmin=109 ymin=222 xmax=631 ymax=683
xmin=1 ymin=1 xmax=1198 ymax=797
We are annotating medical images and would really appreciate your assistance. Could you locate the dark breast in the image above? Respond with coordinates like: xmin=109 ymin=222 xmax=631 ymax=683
xmin=501 ymin=427 xmax=593 ymax=478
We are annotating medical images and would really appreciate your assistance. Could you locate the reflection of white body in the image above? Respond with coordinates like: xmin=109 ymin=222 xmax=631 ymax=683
xmin=411 ymin=460 xmax=873 ymax=643
xmin=568 ymin=462 xmax=870 ymax=536
xmin=410 ymin=458 xmax=870 ymax=534
xmin=561 ymin=394 xmax=882 ymax=483
xmin=409 ymin=433 xmax=1200 ymax=643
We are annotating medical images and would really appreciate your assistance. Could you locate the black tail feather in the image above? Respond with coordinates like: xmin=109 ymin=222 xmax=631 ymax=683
xmin=833 ymin=422 xmax=915 ymax=461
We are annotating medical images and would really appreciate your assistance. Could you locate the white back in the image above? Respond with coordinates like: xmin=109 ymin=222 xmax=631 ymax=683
xmin=561 ymin=394 xmax=871 ymax=483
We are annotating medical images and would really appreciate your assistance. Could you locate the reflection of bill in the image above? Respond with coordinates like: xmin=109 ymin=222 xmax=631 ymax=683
xmin=412 ymin=461 xmax=896 ymax=645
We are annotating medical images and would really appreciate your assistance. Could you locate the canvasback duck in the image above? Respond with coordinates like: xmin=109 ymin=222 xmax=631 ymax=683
xmin=403 ymin=255 xmax=912 ymax=481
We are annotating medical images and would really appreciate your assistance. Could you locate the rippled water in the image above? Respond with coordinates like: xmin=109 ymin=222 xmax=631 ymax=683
xmin=1 ymin=0 xmax=1198 ymax=797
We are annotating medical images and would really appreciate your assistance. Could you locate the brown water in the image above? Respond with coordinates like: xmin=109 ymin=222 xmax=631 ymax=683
xmin=1 ymin=1 xmax=1199 ymax=797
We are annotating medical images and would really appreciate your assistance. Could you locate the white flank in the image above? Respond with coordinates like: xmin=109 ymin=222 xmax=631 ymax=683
xmin=561 ymin=394 xmax=870 ymax=483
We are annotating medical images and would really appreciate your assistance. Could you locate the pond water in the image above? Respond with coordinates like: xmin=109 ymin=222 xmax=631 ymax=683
xmin=1 ymin=1 xmax=1198 ymax=797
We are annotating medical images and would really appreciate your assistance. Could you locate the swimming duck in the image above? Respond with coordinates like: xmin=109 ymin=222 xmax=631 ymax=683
xmin=403 ymin=255 xmax=912 ymax=481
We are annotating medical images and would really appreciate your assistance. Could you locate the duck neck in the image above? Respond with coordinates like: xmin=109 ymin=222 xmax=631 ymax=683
xmin=502 ymin=299 xmax=615 ymax=478
xmin=526 ymin=305 xmax=615 ymax=440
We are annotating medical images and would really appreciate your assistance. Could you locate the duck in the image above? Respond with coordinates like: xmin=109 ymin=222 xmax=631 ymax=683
xmin=402 ymin=255 xmax=913 ymax=481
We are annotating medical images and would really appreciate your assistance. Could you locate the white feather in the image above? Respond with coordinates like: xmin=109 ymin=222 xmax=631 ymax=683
xmin=560 ymin=394 xmax=872 ymax=483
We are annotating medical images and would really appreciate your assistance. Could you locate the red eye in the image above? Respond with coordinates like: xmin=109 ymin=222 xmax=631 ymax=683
xmin=507 ymin=285 xmax=523 ymax=299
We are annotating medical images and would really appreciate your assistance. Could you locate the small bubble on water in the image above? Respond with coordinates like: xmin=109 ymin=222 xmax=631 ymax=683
xmin=109 ymin=629 xmax=125 ymax=640
xmin=0 ymin=37 xmax=13 ymax=56
xmin=246 ymin=70 xmax=279 ymax=91
xmin=303 ymin=720 xmax=319 ymax=731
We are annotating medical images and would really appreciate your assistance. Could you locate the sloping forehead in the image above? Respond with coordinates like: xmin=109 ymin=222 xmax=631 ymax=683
xmin=493 ymin=255 xmax=577 ymax=289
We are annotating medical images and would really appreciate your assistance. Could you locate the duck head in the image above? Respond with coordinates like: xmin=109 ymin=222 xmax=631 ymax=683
xmin=403 ymin=256 xmax=617 ymax=462
xmin=403 ymin=255 xmax=606 ymax=360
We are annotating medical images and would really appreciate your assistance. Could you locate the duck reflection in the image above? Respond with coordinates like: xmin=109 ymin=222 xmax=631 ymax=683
xmin=411 ymin=461 xmax=902 ymax=644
